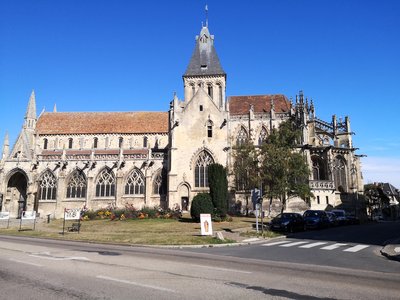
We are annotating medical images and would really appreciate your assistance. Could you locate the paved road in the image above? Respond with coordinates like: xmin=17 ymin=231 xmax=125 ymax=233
xmin=0 ymin=233 xmax=399 ymax=300
xmin=187 ymin=221 xmax=400 ymax=274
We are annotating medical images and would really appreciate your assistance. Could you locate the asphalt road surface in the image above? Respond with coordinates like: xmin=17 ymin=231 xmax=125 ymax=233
xmin=0 ymin=222 xmax=399 ymax=300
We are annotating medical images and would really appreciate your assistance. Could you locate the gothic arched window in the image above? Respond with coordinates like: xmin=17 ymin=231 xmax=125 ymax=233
xmin=194 ymin=151 xmax=214 ymax=187
xmin=258 ymin=127 xmax=268 ymax=146
xmin=333 ymin=156 xmax=347 ymax=192
xmin=68 ymin=138 xmax=73 ymax=149
xmin=153 ymin=169 xmax=166 ymax=195
xmin=311 ymin=156 xmax=327 ymax=180
xmin=119 ymin=137 xmax=124 ymax=148
xmin=95 ymin=168 xmax=115 ymax=197
xmin=125 ymin=168 xmax=145 ymax=195
xmin=38 ymin=170 xmax=57 ymax=200
xmin=236 ymin=127 xmax=248 ymax=146
xmin=43 ymin=138 xmax=48 ymax=150
xmin=66 ymin=170 xmax=86 ymax=198
xmin=207 ymin=84 xmax=213 ymax=99
xmin=218 ymin=83 xmax=223 ymax=107
xmin=93 ymin=137 xmax=98 ymax=149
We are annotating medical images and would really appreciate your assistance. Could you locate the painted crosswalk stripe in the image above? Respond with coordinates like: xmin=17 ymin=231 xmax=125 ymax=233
xmin=321 ymin=243 xmax=347 ymax=250
xmin=299 ymin=242 xmax=328 ymax=248
xmin=262 ymin=241 xmax=291 ymax=246
xmin=280 ymin=241 xmax=309 ymax=247
xmin=343 ymin=245 xmax=369 ymax=252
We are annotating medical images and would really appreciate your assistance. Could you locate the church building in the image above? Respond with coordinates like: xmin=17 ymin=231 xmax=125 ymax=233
xmin=0 ymin=23 xmax=364 ymax=219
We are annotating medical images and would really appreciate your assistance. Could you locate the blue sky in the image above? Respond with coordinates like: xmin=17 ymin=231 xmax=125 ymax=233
xmin=1 ymin=0 xmax=399 ymax=188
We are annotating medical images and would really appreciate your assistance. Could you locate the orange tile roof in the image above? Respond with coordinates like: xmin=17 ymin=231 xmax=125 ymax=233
xmin=36 ymin=112 xmax=169 ymax=135
xmin=228 ymin=94 xmax=291 ymax=115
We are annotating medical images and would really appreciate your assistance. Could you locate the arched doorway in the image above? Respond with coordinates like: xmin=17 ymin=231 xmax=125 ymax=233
xmin=178 ymin=184 xmax=190 ymax=212
xmin=7 ymin=171 xmax=28 ymax=218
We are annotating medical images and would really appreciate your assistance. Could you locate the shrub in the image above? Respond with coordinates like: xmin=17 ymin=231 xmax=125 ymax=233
xmin=190 ymin=193 xmax=214 ymax=222
xmin=208 ymin=163 xmax=228 ymax=217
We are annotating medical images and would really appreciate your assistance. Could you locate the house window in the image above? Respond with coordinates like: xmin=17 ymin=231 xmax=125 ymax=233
xmin=68 ymin=138 xmax=73 ymax=149
xmin=95 ymin=169 xmax=115 ymax=197
xmin=125 ymin=168 xmax=145 ymax=195
xmin=258 ymin=127 xmax=268 ymax=146
xmin=236 ymin=127 xmax=248 ymax=146
xmin=153 ymin=169 xmax=166 ymax=195
xmin=333 ymin=156 xmax=347 ymax=192
xmin=43 ymin=138 xmax=48 ymax=150
xmin=194 ymin=151 xmax=214 ymax=187
xmin=66 ymin=170 xmax=86 ymax=198
xmin=207 ymin=84 xmax=213 ymax=98
xmin=93 ymin=137 xmax=98 ymax=149
xmin=38 ymin=171 xmax=57 ymax=200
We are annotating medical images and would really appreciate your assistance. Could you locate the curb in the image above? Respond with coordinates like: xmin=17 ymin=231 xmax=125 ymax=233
xmin=380 ymin=238 xmax=400 ymax=262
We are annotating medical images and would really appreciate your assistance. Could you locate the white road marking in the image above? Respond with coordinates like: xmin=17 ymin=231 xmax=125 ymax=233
xmin=29 ymin=254 xmax=89 ymax=261
xmin=96 ymin=275 xmax=176 ymax=293
xmin=262 ymin=241 xmax=291 ymax=246
xmin=189 ymin=264 xmax=252 ymax=274
xmin=321 ymin=243 xmax=347 ymax=250
xmin=280 ymin=241 xmax=309 ymax=247
xmin=299 ymin=242 xmax=328 ymax=248
xmin=343 ymin=245 xmax=369 ymax=252
xmin=9 ymin=258 xmax=43 ymax=267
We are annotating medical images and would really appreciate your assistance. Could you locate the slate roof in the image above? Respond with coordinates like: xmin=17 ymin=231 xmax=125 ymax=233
xmin=228 ymin=94 xmax=291 ymax=115
xmin=184 ymin=26 xmax=225 ymax=77
xmin=36 ymin=112 xmax=169 ymax=135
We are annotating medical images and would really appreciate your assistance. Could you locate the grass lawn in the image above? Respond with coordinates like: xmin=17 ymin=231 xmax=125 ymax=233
xmin=0 ymin=214 xmax=278 ymax=245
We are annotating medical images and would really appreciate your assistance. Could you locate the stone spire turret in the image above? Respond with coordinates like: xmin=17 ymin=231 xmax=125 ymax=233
xmin=1 ymin=132 xmax=9 ymax=161
xmin=24 ymin=90 xmax=37 ymax=130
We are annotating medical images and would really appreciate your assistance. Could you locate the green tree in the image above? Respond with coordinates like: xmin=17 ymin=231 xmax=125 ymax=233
xmin=190 ymin=193 xmax=214 ymax=222
xmin=260 ymin=118 xmax=312 ymax=213
xmin=232 ymin=141 xmax=260 ymax=214
xmin=364 ymin=184 xmax=390 ymax=220
xmin=208 ymin=163 xmax=228 ymax=217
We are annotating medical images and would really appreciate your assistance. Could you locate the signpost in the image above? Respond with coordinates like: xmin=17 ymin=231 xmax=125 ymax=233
xmin=0 ymin=211 xmax=10 ymax=229
xmin=19 ymin=211 xmax=37 ymax=231
xmin=63 ymin=208 xmax=81 ymax=234
xmin=200 ymin=214 xmax=213 ymax=236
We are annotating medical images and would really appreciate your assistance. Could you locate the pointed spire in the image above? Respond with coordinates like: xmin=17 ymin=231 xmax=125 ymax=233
xmin=25 ymin=90 xmax=37 ymax=119
xmin=184 ymin=24 xmax=225 ymax=77
xmin=53 ymin=103 xmax=57 ymax=112
xmin=205 ymin=4 xmax=209 ymax=28
xmin=1 ymin=131 xmax=10 ymax=160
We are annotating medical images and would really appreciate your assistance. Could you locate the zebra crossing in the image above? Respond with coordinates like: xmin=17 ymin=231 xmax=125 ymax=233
xmin=262 ymin=240 xmax=370 ymax=253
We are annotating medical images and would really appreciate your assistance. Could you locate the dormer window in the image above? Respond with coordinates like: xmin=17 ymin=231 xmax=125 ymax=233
xmin=201 ymin=65 xmax=207 ymax=70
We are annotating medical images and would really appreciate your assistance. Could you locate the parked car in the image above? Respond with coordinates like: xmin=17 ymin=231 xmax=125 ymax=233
xmin=269 ymin=213 xmax=305 ymax=233
xmin=331 ymin=209 xmax=347 ymax=225
xmin=346 ymin=214 xmax=360 ymax=225
xmin=326 ymin=211 xmax=338 ymax=227
xmin=303 ymin=210 xmax=330 ymax=230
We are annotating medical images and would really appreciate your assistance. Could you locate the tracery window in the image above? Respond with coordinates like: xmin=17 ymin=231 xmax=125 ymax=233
xmin=236 ymin=127 xmax=248 ymax=146
xmin=66 ymin=170 xmax=86 ymax=198
xmin=125 ymin=168 xmax=145 ymax=195
xmin=258 ymin=127 xmax=268 ymax=146
xmin=312 ymin=156 xmax=327 ymax=180
xmin=95 ymin=168 xmax=115 ymax=197
xmin=333 ymin=156 xmax=347 ymax=192
xmin=194 ymin=151 xmax=214 ymax=188
xmin=38 ymin=170 xmax=57 ymax=200
xmin=153 ymin=169 xmax=166 ymax=195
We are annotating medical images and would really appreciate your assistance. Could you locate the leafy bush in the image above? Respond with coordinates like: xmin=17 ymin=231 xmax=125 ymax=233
xmin=190 ymin=193 xmax=214 ymax=222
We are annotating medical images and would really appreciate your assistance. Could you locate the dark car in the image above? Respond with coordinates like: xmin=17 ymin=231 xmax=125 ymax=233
xmin=303 ymin=210 xmax=330 ymax=230
xmin=269 ymin=213 xmax=305 ymax=233
xmin=326 ymin=211 xmax=338 ymax=227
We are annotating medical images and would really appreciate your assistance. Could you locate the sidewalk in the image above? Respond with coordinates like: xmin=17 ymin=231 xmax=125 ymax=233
xmin=380 ymin=238 xmax=400 ymax=262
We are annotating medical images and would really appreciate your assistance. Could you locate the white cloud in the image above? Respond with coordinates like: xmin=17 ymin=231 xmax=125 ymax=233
xmin=361 ymin=156 xmax=400 ymax=188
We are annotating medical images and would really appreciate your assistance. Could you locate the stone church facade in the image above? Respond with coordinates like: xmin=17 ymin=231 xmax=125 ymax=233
xmin=0 ymin=24 xmax=363 ymax=219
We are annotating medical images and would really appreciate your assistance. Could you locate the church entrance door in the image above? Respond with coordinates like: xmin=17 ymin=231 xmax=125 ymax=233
xmin=7 ymin=171 xmax=28 ymax=218
xmin=178 ymin=184 xmax=190 ymax=212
